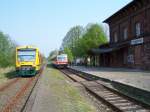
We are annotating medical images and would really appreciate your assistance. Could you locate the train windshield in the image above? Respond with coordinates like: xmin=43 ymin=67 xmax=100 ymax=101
xmin=57 ymin=56 xmax=67 ymax=61
xmin=18 ymin=50 xmax=36 ymax=62
xmin=57 ymin=57 xmax=65 ymax=60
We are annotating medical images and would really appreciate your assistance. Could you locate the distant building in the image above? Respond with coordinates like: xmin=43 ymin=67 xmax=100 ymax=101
xmin=92 ymin=0 xmax=150 ymax=69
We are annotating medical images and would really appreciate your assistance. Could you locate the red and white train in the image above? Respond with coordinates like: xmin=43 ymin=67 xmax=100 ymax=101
xmin=52 ymin=54 xmax=68 ymax=68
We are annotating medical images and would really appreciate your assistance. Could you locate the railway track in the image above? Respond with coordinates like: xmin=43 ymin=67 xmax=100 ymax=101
xmin=0 ymin=66 xmax=44 ymax=112
xmin=60 ymin=69 xmax=150 ymax=112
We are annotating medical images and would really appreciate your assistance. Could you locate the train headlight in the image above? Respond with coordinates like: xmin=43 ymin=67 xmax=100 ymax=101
xmin=33 ymin=62 xmax=36 ymax=67
xmin=17 ymin=61 xmax=20 ymax=65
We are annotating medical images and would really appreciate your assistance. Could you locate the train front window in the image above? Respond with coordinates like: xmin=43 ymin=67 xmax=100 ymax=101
xmin=57 ymin=57 xmax=66 ymax=61
xmin=18 ymin=50 xmax=36 ymax=62
xmin=58 ymin=57 xmax=64 ymax=60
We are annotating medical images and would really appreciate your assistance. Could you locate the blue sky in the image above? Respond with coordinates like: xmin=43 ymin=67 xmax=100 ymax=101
xmin=0 ymin=0 xmax=132 ymax=56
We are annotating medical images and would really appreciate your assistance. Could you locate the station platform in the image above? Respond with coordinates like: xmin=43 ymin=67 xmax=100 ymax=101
xmin=69 ymin=66 xmax=150 ymax=92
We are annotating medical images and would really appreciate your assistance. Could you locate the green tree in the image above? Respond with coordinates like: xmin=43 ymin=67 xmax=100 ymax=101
xmin=73 ymin=23 xmax=108 ymax=57
xmin=64 ymin=47 xmax=73 ymax=62
xmin=61 ymin=23 xmax=108 ymax=62
xmin=62 ymin=26 xmax=84 ymax=50
xmin=0 ymin=31 xmax=16 ymax=67
xmin=80 ymin=23 xmax=108 ymax=56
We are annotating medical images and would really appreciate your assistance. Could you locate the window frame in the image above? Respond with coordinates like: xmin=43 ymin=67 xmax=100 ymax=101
xmin=135 ymin=22 xmax=141 ymax=37
xmin=123 ymin=27 xmax=128 ymax=40
xmin=114 ymin=32 xmax=118 ymax=43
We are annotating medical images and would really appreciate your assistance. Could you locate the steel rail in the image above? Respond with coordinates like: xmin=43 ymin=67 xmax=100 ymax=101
xmin=60 ymin=69 xmax=150 ymax=112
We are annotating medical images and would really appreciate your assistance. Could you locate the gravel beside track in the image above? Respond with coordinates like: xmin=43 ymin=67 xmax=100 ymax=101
xmin=2 ymin=77 xmax=35 ymax=112
xmin=0 ymin=68 xmax=43 ymax=112
xmin=0 ymin=78 xmax=20 ymax=92
xmin=0 ymin=78 xmax=26 ymax=110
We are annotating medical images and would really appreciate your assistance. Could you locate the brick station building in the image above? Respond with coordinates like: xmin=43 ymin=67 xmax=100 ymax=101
xmin=92 ymin=0 xmax=150 ymax=70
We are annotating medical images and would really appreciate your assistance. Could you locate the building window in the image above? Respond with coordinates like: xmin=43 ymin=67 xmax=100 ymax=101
xmin=135 ymin=22 xmax=141 ymax=37
xmin=114 ymin=32 xmax=118 ymax=43
xmin=123 ymin=28 xmax=128 ymax=40
xmin=127 ymin=47 xmax=134 ymax=64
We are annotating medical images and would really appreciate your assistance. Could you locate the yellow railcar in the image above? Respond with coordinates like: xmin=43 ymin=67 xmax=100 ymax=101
xmin=16 ymin=46 xmax=42 ymax=76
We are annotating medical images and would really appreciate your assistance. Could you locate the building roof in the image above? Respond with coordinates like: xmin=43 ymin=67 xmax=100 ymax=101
xmin=103 ymin=0 xmax=137 ymax=23
xmin=89 ymin=39 xmax=131 ymax=55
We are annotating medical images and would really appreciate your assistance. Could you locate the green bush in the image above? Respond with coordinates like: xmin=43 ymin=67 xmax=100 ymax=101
xmin=0 ymin=31 xmax=16 ymax=68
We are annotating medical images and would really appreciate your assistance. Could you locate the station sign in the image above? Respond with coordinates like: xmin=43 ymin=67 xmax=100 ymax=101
xmin=131 ymin=38 xmax=144 ymax=45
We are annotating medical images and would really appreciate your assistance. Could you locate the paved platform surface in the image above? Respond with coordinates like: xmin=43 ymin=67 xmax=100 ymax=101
xmin=70 ymin=66 xmax=150 ymax=92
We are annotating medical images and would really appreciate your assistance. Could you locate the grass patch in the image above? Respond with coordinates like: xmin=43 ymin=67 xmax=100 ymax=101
xmin=44 ymin=67 xmax=96 ymax=112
